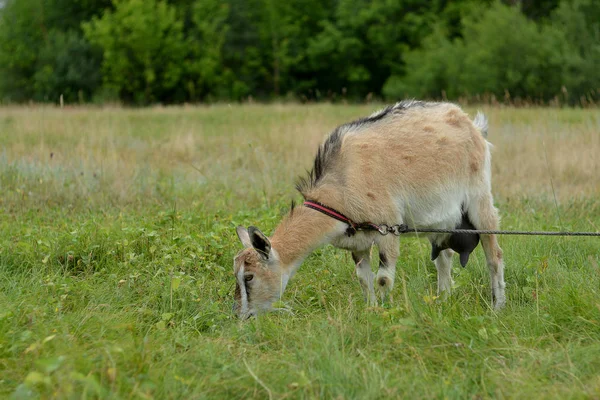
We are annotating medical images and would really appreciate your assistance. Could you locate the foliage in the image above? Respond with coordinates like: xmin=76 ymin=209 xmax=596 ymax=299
xmin=388 ymin=2 xmax=578 ymax=102
xmin=383 ymin=25 xmax=461 ymax=100
xmin=0 ymin=0 xmax=46 ymax=102
xmin=184 ymin=0 xmax=231 ymax=101
xmin=34 ymin=30 xmax=102 ymax=103
xmin=0 ymin=0 xmax=108 ymax=103
xmin=0 ymin=0 xmax=598 ymax=104
xmin=307 ymin=0 xmax=476 ymax=99
xmin=552 ymin=0 xmax=600 ymax=104
xmin=82 ymin=0 xmax=187 ymax=104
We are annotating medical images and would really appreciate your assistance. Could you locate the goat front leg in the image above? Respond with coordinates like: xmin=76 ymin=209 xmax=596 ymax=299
xmin=352 ymin=250 xmax=376 ymax=305
xmin=376 ymin=237 xmax=399 ymax=303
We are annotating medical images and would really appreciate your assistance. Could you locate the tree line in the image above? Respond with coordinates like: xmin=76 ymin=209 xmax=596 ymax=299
xmin=0 ymin=0 xmax=598 ymax=105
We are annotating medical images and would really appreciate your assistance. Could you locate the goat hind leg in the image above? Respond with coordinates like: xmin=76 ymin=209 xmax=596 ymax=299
xmin=468 ymin=195 xmax=506 ymax=309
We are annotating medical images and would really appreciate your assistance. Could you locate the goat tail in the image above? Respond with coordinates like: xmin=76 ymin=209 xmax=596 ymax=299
xmin=473 ymin=112 xmax=488 ymax=138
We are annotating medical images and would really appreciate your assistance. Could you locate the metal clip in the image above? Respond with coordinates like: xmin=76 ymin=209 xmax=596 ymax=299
xmin=390 ymin=224 xmax=409 ymax=236
xmin=377 ymin=224 xmax=390 ymax=235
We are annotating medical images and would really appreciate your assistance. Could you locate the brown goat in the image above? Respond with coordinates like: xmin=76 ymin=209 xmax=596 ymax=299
xmin=234 ymin=101 xmax=505 ymax=318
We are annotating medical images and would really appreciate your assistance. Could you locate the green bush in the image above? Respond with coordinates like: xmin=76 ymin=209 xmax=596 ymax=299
xmin=457 ymin=2 xmax=574 ymax=101
xmin=552 ymin=0 xmax=600 ymax=104
xmin=183 ymin=0 xmax=231 ymax=101
xmin=0 ymin=0 xmax=45 ymax=102
xmin=0 ymin=0 xmax=597 ymax=104
xmin=83 ymin=0 xmax=187 ymax=104
xmin=33 ymin=30 xmax=102 ymax=103
xmin=383 ymin=25 xmax=464 ymax=100
xmin=386 ymin=2 xmax=576 ymax=102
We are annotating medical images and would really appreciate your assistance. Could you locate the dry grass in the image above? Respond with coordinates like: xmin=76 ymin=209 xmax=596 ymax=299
xmin=1 ymin=104 xmax=599 ymax=211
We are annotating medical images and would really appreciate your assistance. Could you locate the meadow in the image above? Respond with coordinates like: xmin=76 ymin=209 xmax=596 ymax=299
xmin=0 ymin=104 xmax=599 ymax=399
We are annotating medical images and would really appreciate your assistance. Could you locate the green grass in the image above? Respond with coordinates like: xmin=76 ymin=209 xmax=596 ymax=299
xmin=1 ymin=104 xmax=599 ymax=399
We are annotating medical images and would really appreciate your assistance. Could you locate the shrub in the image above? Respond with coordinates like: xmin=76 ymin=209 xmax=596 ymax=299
xmin=386 ymin=2 xmax=576 ymax=103
xmin=33 ymin=30 xmax=102 ymax=103
xmin=552 ymin=0 xmax=600 ymax=104
xmin=83 ymin=0 xmax=187 ymax=104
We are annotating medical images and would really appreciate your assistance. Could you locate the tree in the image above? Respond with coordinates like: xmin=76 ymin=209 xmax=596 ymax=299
xmin=34 ymin=30 xmax=102 ymax=103
xmin=83 ymin=0 xmax=187 ymax=104
xmin=552 ymin=0 xmax=600 ymax=103
xmin=0 ymin=0 xmax=597 ymax=104
xmin=387 ymin=1 xmax=576 ymax=102
xmin=383 ymin=25 xmax=464 ymax=100
xmin=307 ymin=0 xmax=480 ymax=100
xmin=184 ymin=0 xmax=230 ymax=101
xmin=221 ymin=0 xmax=333 ymax=100
xmin=44 ymin=0 xmax=112 ymax=31
xmin=0 ymin=0 xmax=46 ymax=101
xmin=0 ymin=0 xmax=107 ymax=102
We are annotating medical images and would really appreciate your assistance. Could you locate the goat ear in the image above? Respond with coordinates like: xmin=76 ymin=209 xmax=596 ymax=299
xmin=236 ymin=226 xmax=252 ymax=248
xmin=248 ymin=226 xmax=271 ymax=259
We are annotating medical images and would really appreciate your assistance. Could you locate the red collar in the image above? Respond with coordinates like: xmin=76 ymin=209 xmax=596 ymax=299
xmin=303 ymin=200 xmax=381 ymax=236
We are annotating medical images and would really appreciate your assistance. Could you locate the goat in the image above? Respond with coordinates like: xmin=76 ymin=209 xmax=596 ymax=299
xmin=233 ymin=101 xmax=506 ymax=318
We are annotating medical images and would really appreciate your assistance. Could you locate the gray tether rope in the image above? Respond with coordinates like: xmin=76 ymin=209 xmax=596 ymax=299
xmin=303 ymin=201 xmax=600 ymax=237
xmin=375 ymin=224 xmax=600 ymax=237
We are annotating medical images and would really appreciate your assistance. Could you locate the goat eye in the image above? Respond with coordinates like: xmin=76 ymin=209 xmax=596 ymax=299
xmin=244 ymin=274 xmax=254 ymax=282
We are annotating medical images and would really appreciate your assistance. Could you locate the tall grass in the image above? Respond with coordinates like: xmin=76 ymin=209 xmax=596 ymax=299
xmin=0 ymin=104 xmax=599 ymax=399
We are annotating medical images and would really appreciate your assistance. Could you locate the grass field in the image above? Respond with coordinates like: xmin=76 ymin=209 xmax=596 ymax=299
xmin=1 ymin=104 xmax=599 ymax=399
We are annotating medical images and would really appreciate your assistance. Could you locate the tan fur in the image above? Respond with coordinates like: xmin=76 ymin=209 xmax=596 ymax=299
xmin=232 ymin=208 xmax=338 ymax=316
xmin=270 ymin=206 xmax=338 ymax=267
xmin=303 ymin=104 xmax=487 ymax=224
xmin=234 ymin=102 xmax=506 ymax=316
xmin=233 ymin=249 xmax=281 ymax=307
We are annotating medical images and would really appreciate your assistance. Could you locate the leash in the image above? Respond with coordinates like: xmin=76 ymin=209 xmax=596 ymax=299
xmin=303 ymin=200 xmax=600 ymax=237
